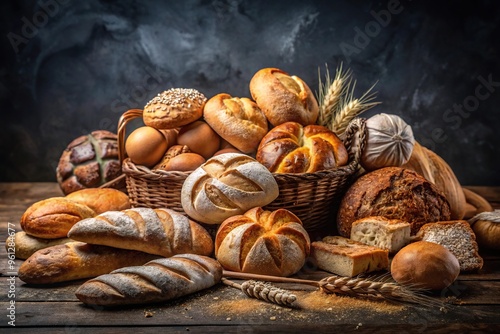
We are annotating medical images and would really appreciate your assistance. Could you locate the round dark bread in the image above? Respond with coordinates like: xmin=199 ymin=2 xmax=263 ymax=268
xmin=337 ymin=167 xmax=451 ymax=236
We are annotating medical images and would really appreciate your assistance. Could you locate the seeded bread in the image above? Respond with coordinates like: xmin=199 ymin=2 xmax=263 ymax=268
xmin=311 ymin=236 xmax=389 ymax=277
xmin=416 ymin=220 xmax=483 ymax=272
xmin=350 ymin=216 xmax=411 ymax=254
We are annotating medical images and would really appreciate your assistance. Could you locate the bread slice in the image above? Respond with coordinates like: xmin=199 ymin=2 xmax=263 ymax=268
xmin=311 ymin=236 xmax=389 ymax=277
xmin=350 ymin=216 xmax=411 ymax=254
xmin=417 ymin=220 xmax=483 ymax=272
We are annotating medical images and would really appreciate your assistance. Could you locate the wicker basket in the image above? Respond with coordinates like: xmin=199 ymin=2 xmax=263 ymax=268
xmin=115 ymin=109 xmax=366 ymax=233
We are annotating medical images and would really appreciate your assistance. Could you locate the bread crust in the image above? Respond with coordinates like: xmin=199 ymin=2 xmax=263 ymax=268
xmin=18 ymin=242 xmax=159 ymax=284
xmin=143 ymin=88 xmax=206 ymax=129
xmin=256 ymin=122 xmax=348 ymax=173
xmin=203 ymin=93 xmax=268 ymax=153
xmin=6 ymin=231 xmax=72 ymax=260
xmin=249 ymin=68 xmax=319 ymax=126
xmin=337 ymin=167 xmax=451 ymax=237
xmin=66 ymin=188 xmax=130 ymax=214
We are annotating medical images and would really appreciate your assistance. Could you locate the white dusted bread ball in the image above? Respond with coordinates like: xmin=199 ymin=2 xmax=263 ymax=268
xmin=181 ymin=153 xmax=279 ymax=224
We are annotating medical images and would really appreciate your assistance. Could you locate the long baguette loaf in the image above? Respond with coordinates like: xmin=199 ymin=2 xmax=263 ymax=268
xmin=68 ymin=208 xmax=213 ymax=257
xmin=6 ymin=231 xmax=73 ymax=260
xmin=75 ymin=254 xmax=222 ymax=306
xmin=18 ymin=242 xmax=159 ymax=284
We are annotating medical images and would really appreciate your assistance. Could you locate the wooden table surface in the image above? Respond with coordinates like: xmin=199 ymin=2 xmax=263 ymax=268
xmin=1 ymin=183 xmax=499 ymax=333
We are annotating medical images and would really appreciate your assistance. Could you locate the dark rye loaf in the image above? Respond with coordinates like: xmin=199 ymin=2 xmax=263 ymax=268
xmin=337 ymin=167 xmax=451 ymax=237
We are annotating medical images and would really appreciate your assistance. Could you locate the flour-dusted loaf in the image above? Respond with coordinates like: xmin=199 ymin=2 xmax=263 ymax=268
xmin=416 ymin=220 xmax=483 ymax=272
xmin=75 ymin=254 xmax=222 ymax=306
xmin=337 ymin=167 xmax=451 ymax=237
xmin=68 ymin=208 xmax=213 ymax=258
xmin=18 ymin=242 xmax=159 ymax=284
xmin=215 ymin=207 xmax=310 ymax=277
xmin=181 ymin=153 xmax=279 ymax=224
xmin=6 ymin=231 xmax=73 ymax=260
xmin=20 ymin=197 xmax=96 ymax=239
xmin=311 ymin=236 xmax=389 ymax=277
xmin=350 ymin=216 xmax=411 ymax=254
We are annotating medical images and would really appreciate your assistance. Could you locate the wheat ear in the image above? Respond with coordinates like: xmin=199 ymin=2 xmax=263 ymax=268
xmin=317 ymin=63 xmax=351 ymax=128
xmin=331 ymin=80 xmax=380 ymax=136
xmin=222 ymin=277 xmax=297 ymax=307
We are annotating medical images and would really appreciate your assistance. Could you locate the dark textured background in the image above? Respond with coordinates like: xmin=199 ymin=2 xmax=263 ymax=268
xmin=1 ymin=0 xmax=499 ymax=185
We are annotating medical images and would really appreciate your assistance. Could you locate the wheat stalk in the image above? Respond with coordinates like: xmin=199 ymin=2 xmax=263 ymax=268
xmin=331 ymin=79 xmax=381 ymax=136
xmin=222 ymin=277 xmax=297 ymax=307
xmin=317 ymin=63 xmax=351 ymax=127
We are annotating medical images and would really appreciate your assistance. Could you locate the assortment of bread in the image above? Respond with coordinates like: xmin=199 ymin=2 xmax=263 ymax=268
xmin=11 ymin=65 xmax=496 ymax=309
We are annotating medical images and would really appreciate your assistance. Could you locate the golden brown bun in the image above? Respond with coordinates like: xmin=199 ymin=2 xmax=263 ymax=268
xmin=213 ymin=147 xmax=243 ymax=156
xmin=75 ymin=254 xmax=222 ymax=306
xmin=6 ymin=231 xmax=72 ymax=260
xmin=470 ymin=211 xmax=500 ymax=250
xmin=68 ymin=208 xmax=214 ymax=258
xmin=249 ymin=68 xmax=319 ymax=126
xmin=125 ymin=126 xmax=168 ymax=167
xmin=215 ymin=207 xmax=310 ymax=277
xmin=154 ymin=144 xmax=191 ymax=170
xmin=391 ymin=241 xmax=460 ymax=290
xmin=181 ymin=153 xmax=279 ymax=225
xmin=256 ymin=122 xmax=348 ymax=173
xmin=66 ymin=188 xmax=130 ymax=214
xmin=337 ymin=167 xmax=451 ymax=237
xmin=203 ymin=93 xmax=268 ymax=153
xmin=20 ymin=197 xmax=96 ymax=239
xmin=157 ymin=152 xmax=205 ymax=172
xmin=143 ymin=88 xmax=206 ymax=129
xmin=159 ymin=128 xmax=178 ymax=147
xmin=177 ymin=121 xmax=221 ymax=159
xmin=18 ymin=242 xmax=159 ymax=284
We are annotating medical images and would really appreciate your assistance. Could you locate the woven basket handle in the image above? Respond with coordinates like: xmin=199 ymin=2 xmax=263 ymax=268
xmin=341 ymin=117 xmax=367 ymax=165
xmin=117 ymin=109 xmax=144 ymax=163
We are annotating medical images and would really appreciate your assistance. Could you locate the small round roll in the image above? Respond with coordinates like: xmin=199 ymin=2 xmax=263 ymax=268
xmin=143 ymin=88 xmax=207 ymax=129
xmin=249 ymin=68 xmax=319 ymax=126
xmin=203 ymin=93 xmax=268 ymax=154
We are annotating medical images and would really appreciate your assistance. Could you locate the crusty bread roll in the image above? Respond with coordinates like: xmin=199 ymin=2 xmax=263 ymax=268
xmin=65 ymin=188 xmax=130 ymax=214
xmin=203 ymin=93 xmax=268 ymax=153
xmin=350 ymin=216 xmax=411 ymax=254
xmin=337 ymin=167 xmax=451 ymax=237
xmin=391 ymin=241 xmax=460 ymax=290
xmin=125 ymin=126 xmax=169 ymax=167
xmin=75 ymin=254 xmax=222 ymax=306
xmin=20 ymin=197 xmax=96 ymax=239
xmin=249 ymin=68 xmax=319 ymax=126
xmin=6 ymin=231 xmax=72 ymax=260
xmin=469 ymin=210 xmax=500 ymax=250
xmin=143 ymin=88 xmax=207 ymax=129
xmin=68 ymin=208 xmax=213 ymax=258
xmin=177 ymin=120 xmax=221 ymax=159
xmin=18 ymin=242 xmax=159 ymax=284
xmin=181 ymin=153 xmax=279 ymax=224
xmin=256 ymin=122 xmax=348 ymax=173
xmin=416 ymin=220 xmax=483 ymax=272
xmin=156 ymin=153 xmax=206 ymax=172
xmin=215 ymin=207 xmax=310 ymax=277
xmin=154 ymin=144 xmax=191 ymax=170
xmin=311 ymin=236 xmax=389 ymax=277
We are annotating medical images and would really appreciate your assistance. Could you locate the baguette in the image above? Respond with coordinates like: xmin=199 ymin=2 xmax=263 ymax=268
xmin=75 ymin=254 xmax=222 ymax=306
xmin=68 ymin=208 xmax=213 ymax=257
xmin=18 ymin=242 xmax=160 ymax=284
xmin=6 ymin=231 xmax=73 ymax=260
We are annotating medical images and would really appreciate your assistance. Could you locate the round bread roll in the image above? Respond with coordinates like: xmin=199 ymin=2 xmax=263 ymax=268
xmin=177 ymin=121 xmax=221 ymax=159
xmin=181 ymin=153 xmax=279 ymax=225
xmin=249 ymin=68 xmax=319 ymax=126
xmin=143 ymin=88 xmax=207 ymax=129
xmin=256 ymin=122 xmax=348 ymax=173
xmin=203 ymin=93 xmax=268 ymax=153
xmin=157 ymin=153 xmax=206 ymax=172
xmin=125 ymin=126 xmax=168 ymax=167
xmin=337 ymin=167 xmax=451 ymax=237
xmin=154 ymin=144 xmax=191 ymax=170
xmin=470 ymin=211 xmax=500 ymax=250
xmin=213 ymin=147 xmax=243 ymax=156
xmin=391 ymin=241 xmax=460 ymax=290
xmin=215 ymin=207 xmax=310 ymax=277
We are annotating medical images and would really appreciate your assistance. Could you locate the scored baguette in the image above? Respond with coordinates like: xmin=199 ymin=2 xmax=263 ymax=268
xmin=18 ymin=242 xmax=159 ymax=284
xmin=68 ymin=208 xmax=213 ymax=257
xmin=75 ymin=254 xmax=222 ymax=306
xmin=6 ymin=231 xmax=73 ymax=260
